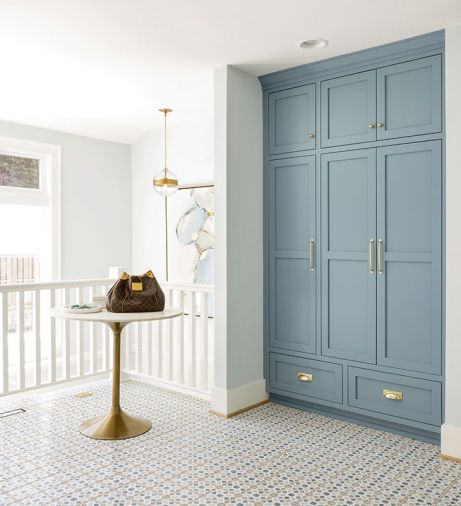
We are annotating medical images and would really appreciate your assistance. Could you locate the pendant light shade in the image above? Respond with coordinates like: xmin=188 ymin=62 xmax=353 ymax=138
xmin=153 ymin=108 xmax=178 ymax=196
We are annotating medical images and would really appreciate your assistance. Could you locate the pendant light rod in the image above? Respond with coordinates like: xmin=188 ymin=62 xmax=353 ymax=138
xmin=159 ymin=108 xmax=172 ymax=175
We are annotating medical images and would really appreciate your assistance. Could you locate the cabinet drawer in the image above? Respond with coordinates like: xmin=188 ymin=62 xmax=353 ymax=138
xmin=348 ymin=367 xmax=441 ymax=426
xmin=269 ymin=353 xmax=342 ymax=403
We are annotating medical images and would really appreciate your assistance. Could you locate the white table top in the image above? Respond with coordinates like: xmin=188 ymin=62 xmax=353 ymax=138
xmin=50 ymin=307 xmax=183 ymax=323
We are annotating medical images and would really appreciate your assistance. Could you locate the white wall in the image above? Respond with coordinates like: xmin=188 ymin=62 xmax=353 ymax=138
xmin=211 ymin=65 xmax=265 ymax=415
xmin=0 ymin=120 xmax=131 ymax=280
xmin=442 ymin=24 xmax=461 ymax=459
xmin=131 ymin=120 xmax=213 ymax=280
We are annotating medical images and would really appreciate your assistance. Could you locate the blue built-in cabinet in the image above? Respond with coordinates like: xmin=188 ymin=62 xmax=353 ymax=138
xmin=260 ymin=31 xmax=445 ymax=443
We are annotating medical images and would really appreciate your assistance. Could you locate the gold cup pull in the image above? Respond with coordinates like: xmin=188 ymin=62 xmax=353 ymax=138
xmin=309 ymin=239 xmax=315 ymax=271
xmin=369 ymin=239 xmax=374 ymax=274
xmin=308 ymin=133 xmax=315 ymax=139
xmin=297 ymin=372 xmax=313 ymax=383
xmin=377 ymin=122 xmax=384 ymax=128
xmin=368 ymin=123 xmax=375 ymax=129
xmin=383 ymin=389 xmax=403 ymax=401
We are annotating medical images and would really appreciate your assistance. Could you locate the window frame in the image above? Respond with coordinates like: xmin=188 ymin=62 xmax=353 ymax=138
xmin=0 ymin=136 xmax=61 ymax=279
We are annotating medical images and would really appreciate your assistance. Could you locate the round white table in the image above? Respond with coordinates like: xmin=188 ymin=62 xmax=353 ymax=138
xmin=51 ymin=307 xmax=183 ymax=440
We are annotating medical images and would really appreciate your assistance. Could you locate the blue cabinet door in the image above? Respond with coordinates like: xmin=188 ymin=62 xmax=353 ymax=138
xmin=268 ymin=84 xmax=316 ymax=155
xmin=321 ymin=149 xmax=377 ymax=363
xmin=321 ymin=71 xmax=376 ymax=147
xmin=269 ymin=156 xmax=316 ymax=354
xmin=377 ymin=55 xmax=442 ymax=140
xmin=377 ymin=141 xmax=442 ymax=374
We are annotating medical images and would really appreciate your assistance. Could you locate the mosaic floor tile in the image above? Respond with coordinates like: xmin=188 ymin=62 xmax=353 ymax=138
xmin=1 ymin=379 xmax=461 ymax=505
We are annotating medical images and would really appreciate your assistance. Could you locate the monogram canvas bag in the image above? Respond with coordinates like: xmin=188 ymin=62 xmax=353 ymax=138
xmin=106 ymin=270 xmax=165 ymax=313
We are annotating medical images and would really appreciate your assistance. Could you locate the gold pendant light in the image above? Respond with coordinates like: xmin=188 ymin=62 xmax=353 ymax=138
xmin=153 ymin=108 xmax=179 ymax=196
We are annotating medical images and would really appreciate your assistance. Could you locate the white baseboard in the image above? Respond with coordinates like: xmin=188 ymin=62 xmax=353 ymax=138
xmin=121 ymin=371 xmax=210 ymax=401
xmin=441 ymin=424 xmax=461 ymax=460
xmin=210 ymin=378 xmax=268 ymax=417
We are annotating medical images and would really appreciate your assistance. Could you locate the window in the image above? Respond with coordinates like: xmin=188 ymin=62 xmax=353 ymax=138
xmin=0 ymin=136 xmax=61 ymax=281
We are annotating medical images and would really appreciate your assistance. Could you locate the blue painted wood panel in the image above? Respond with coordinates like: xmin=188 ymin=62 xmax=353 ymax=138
xmin=377 ymin=55 xmax=442 ymax=140
xmin=377 ymin=141 xmax=442 ymax=374
xmin=321 ymin=150 xmax=377 ymax=363
xmin=270 ymin=352 xmax=342 ymax=403
xmin=269 ymin=156 xmax=316 ymax=354
xmin=268 ymin=84 xmax=315 ymax=155
xmin=321 ymin=71 xmax=376 ymax=147
xmin=348 ymin=367 xmax=442 ymax=426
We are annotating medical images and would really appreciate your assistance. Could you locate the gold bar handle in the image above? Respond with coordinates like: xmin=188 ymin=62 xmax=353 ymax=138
xmin=297 ymin=372 xmax=313 ymax=383
xmin=309 ymin=239 xmax=314 ymax=271
xmin=383 ymin=389 xmax=403 ymax=401
xmin=378 ymin=239 xmax=383 ymax=274
xmin=369 ymin=239 xmax=374 ymax=274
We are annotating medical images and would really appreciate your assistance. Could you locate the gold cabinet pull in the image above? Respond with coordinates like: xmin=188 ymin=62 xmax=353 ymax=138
xmin=368 ymin=123 xmax=375 ymax=129
xmin=383 ymin=389 xmax=403 ymax=401
xmin=369 ymin=239 xmax=374 ymax=273
xmin=378 ymin=239 xmax=383 ymax=274
xmin=308 ymin=133 xmax=315 ymax=138
xmin=377 ymin=122 xmax=384 ymax=128
xmin=297 ymin=372 xmax=313 ymax=382
xmin=309 ymin=239 xmax=315 ymax=271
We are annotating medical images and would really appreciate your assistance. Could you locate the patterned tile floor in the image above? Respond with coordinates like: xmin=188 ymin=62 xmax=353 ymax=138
xmin=0 ymin=379 xmax=460 ymax=505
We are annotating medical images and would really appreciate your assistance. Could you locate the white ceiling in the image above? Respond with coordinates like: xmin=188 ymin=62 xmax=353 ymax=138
xmin=0 ymin=0 xmax=460 ymax=144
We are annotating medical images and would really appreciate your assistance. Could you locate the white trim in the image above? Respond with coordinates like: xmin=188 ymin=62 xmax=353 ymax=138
xmin=441 ymin=424 xmax=461 ymax=460
xmin=210 ymin=379 xmax=268 ymax=416
xmin=0 ymin=135 xmax=62 ymax=280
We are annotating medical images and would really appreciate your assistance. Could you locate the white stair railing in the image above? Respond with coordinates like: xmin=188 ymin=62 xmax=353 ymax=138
xmin=0 ymin=279 xmax=214 ymax=399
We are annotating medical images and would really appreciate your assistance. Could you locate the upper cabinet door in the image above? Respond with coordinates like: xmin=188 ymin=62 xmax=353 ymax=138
xmin=269 ymin=156 xmax=316 ymax=354
xmin=377 ymin=55 xmax=442 ymax=140
xmin=321 ymin=70 xmax=377 ymax=148
xmin=268 ymin=84 xmax=316 ymax=155
xmin=376 ymin=141 xmax=442 ymax=375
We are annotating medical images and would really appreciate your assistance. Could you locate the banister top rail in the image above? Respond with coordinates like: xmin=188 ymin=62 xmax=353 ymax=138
xmin=0 ymin=277 xmax=117 ymax=293
xmin=0 ymin=278 xmax=215 ymax=293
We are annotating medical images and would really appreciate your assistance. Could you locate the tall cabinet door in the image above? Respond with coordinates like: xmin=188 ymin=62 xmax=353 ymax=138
xmin=321 ymin=71 xmax=376 ymax=147
xmin=377 ymin=55 xmax=442 ymax=140
xmin=377 ymin=141 xmax=442 ymax=374
xmin=269 ymin=156 xmax=316 ymax=354
xmin=268 ymin=84 xmax=316 ymax=155
xmin=321 ymin=149 xmax=377 ymax=363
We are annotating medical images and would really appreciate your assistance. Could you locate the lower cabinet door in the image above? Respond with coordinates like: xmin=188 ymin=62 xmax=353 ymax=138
xmin=269 ymin=352 xmax=342 ymax=404
xmin=347 ymin=367 xmax=441 ymax=426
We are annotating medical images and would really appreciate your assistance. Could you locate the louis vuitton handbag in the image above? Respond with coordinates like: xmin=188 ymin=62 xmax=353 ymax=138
xmin=106 ymin=270 xmax=165 ymax=313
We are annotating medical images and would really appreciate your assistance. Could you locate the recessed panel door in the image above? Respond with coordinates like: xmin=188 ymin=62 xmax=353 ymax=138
xmin=269 ymin=156 xmax=316 ymax=354
xmin=377 ymin=55 xmax=442 ymax=140
xmin=321 ymin=71 xmax=377 ymax=147
xmin=321 ymin=149 xmax=377 ymax=363
xmin=377 ymin=141 xmax=442 ymax=374
xmin=268 ymin=84 xmax=316 ymax=155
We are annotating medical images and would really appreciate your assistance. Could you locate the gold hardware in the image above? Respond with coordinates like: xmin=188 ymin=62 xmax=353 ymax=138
xmin=377 ymin=122 xmax=384 ymax=128
xmin=153 ymin=177 xmax=179 ymax=187
xmin=119 ymin=272 xmax=130 ymax=280
xmin=297 ymin=372 xmax=313 ymax=382
xmin=131 ymin=282 xmax=143 ymax=291
xmin=309 ymin=239 xmax=315 ymax=271
xmin=368 ymin=123 xmax=375 ymax=129
xmin=369 ymin=239 xmax=374 ymax=273
xmin=308 ymin=133 xmax=315 ymax=138
xmin=144 ymin=270 xmax=154 ymax=278
xmin=383 ymin=389 xmax=403 ymax=401
xmin=159 ymin=108 xmax=173 ymax=114
xmin=378 ymin=239 xmax=383 ymax=274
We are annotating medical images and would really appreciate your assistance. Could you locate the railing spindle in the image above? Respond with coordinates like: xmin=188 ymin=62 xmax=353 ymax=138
xmin=64 ymin=287 xmax=71 ymax=380
xmin=18 ymin=291 xmax=25 ymax=391
xmin=2 ymin=293 xmax=9 ymax=394
xmin=190 ymin=291 xmax=197 ymax=387
xmin=50 ymin=289 xmax=56 ymax=383
xmin=167 ymin=289 xmax=174 ymax=381
xmin=156 ymin=321 xmax=163 ymax=378
xmin=201 ymin=293 xmax=209 ymax=391
xmin=35 ymin=290 xmax=41 ymax=387
xmin=77 ymin=287 xmax=84 ymax=376
xmin=147 ymin=321 xmax=153 ymax=377
xmin=177 ymin=290 xmax=185 ymax=384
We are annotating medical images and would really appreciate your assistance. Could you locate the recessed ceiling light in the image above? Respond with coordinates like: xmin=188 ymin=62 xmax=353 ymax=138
xmin=298 ymin=39 xmax=328 ymax=50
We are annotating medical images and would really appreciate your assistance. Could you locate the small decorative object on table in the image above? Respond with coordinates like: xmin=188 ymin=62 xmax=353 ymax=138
xmin=106 ymin=270 xmax=165 ymax=313
xmin=62 ymin=304 xmax=103 ymax=314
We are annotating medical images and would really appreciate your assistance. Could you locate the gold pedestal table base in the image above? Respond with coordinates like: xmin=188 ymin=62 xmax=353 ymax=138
xmin=50 ymin=308 xmax=183 ymax=440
